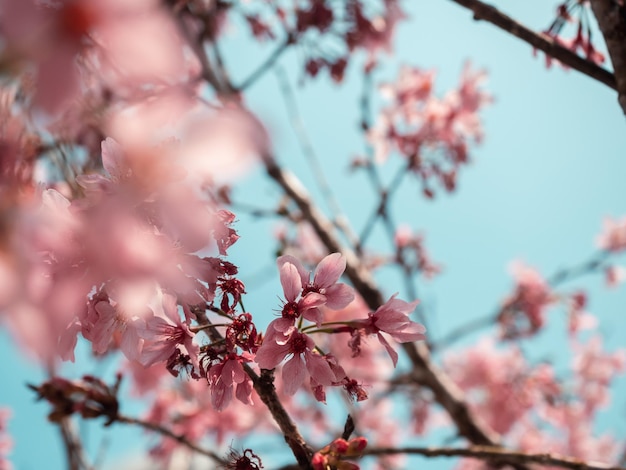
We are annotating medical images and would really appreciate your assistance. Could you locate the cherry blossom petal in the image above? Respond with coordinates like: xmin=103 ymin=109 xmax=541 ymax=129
xmin=306 ymin=353 xmax=336 ymax=386
xmin=323 ymin=283 xmax=355 ymax=309
xmin=313 ymin=253 xmax=346 ymax=288
xmin=280 ymin=262 xmax=303 ymax=302
xmin=377 ymin=332 xmax=399 ymax=367
xmin=277 ymin=254 xmax=309 ymax=287
xmin=283 ymin=355 xmax=307 ymax=395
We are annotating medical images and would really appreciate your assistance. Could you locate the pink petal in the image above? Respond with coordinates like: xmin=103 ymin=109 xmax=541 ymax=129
xmin=377 ymin=332 xmax=399 ymax=367
xmin=255 ymin=340 xmax=289 ymax=369
xmin=161 ymin=293 xmax=181 ymax=325
xmin=280 ymin=262 xmax=302 ymax=302
xmin=305 ymin=353 xmax=336 ymax=385
xmin=101 ymin=137 xmax=126 ymax=180
xmin=313 ymin=253 xmax=346 ymax=288
xmin=324 ymin=283 xmax=355 ymax=309
xmin=236 ymin=378 xmax=254 ymax=405
xmin=299 ymin=292 xmax=326 ymax=309
xmin=282 ymin=355 xmax=307 ymax=395
xmin=277 ymin=254 xmax=309 ymax=287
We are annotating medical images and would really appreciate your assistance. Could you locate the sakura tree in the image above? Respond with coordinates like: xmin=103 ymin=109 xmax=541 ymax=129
xmin=0 ymin=1 xmax=625 ymax=470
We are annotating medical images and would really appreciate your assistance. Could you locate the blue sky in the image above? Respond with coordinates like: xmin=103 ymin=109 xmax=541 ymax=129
xmin=1 ymin=1 xmax=625 ymax=468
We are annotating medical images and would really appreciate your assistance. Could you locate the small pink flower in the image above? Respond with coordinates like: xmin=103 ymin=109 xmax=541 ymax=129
xmin=596 ymin=217 xmax=626 ymax=252
xmin=208 ymin=353 xmax=254 ymax=411
xmin=277 ymin=252 xmax=355 ymax=320
xmin=359 ymin=294 xmax=425 ymax=366
xmin=255 ymin=331 xmax=336 ymax=395
xmin=139 ymin=293 xmax=198 ymax=369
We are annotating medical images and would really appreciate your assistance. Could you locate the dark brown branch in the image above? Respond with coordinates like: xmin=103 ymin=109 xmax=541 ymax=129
xmin=588 ymin=0 xmax=626 ymax=113
xmin=246 ymin=368 xmax=314 ymax=470
xmin=362 ymin=445 xmax=625 ymax=470
xmin=116 ymin=414 xmax=225 ymax=464
xmin=448 ymin=0 xmax=617 ymax=90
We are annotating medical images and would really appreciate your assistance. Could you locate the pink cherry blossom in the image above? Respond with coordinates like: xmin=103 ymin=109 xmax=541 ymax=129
xmin=278 ymin=252 xmax=355 ymax=310
xmin=208 ymin=353 xmax=254 ymax=411
xmin=255 ymin=330 xmax=336 ymax=395
xmin=358 ymin=294 xmax=425 ymax=366
xmin=139 ymin=293 xmax=198 ymax=369
xmin=596 ymin=216 xmax=626 ymax=252
xmin=500 ymin=261 xmax=554 ymax=338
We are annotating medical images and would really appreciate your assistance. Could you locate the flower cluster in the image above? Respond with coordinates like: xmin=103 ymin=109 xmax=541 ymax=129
xmin=256 ymin=253 xmax=425 ymax=398
xmin=499 ymin=262 xmax=555 ymax=338
xmin=368 ymin=62 xmax=491 ymax=198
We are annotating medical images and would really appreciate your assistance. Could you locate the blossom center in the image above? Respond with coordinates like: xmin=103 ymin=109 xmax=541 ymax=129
xmin=290 ymin=334 xmax=308 ymax=354
xmin=281 ymin=301 xmax=299 ymax=319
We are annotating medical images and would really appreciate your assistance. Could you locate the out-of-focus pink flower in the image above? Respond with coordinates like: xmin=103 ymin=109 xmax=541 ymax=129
xmin=255 ymin=330 xmax=336 ymax=395
xmin=596 ymin=217 xmax=626 ymax=252
xmin=573 ymin=336 xmax=625 ymax=416
xmin=0 ymin=407 xmax=12 ymax=470
xmin=369 ymin=62 xmax=490 ymax=196
xmin=359 ymin=294 xmax=425 ymax=366
xmin=393 ymin=225 xmax=441 ymax=279
xmin=500 ymin=261 xmax=554 ymax=338
xmin=605 ymin=265 xmax=626 ymax=287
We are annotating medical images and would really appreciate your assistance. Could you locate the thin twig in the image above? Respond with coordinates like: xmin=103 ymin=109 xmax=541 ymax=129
xmin=274 ymin=65 xmax=360 ymax=248
xmin=238 ymin=37 xmax=293 ymax=91
xmin=361 ymin=445 xmax=625 ymax=470
xmin=115 ymin=414 xmax=225 ymax=464
xmin=448 ymin=0 xmax=616 ymax=90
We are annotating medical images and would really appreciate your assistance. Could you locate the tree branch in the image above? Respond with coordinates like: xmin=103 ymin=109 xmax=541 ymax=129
xmin=269 ymin=442 xmax=584 ymax=470
xmin=58 ymin=418 xmax=94 ymax=470
xmin=588 ymin=0 xmax=626 ymax=113
xmin=448 ymin=0 xmax=617 ymax=90
xmin=362 ymin=445 xmax=625 ymax=470
xmin=238 ymin=36 xmax=293 ymax=91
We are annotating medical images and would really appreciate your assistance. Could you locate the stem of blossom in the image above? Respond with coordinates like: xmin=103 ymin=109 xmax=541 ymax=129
xmin=359 ymin=445 xmax=625 ymax=470
xmin=115 ymin=414 xmax=225 ymax=464
xmin=448 ymin=0 xmax=617 ymax=90
xmin=190 ymin=323 xmax=231 ymax=333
